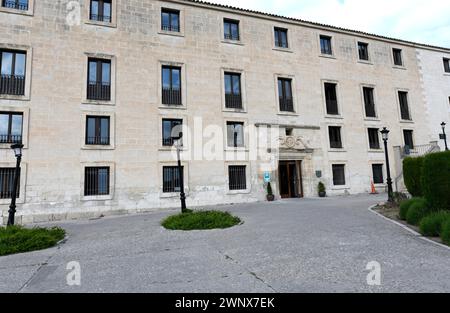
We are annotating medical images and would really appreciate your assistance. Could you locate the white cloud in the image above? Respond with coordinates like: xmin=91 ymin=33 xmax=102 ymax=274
xmin=204 ymin=0 xmax=450 ymax=47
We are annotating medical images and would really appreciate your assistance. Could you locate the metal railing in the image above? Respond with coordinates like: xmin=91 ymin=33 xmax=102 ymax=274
xmin=224 ymin=33 xmax=239 ymax=41
xmin=2 ymin=0 xmax=28 ymax=10
xmin=86 ymin=136 xmax=110 ymax=146
xmin=0 ymin=74 xmax=25 ymax=96
xmin=0 ymin=168 xmax=20 ymax=199
xmin=279 ymin=98 xmax=294 ymax=112
xmin=84 ymin=167 xmax=109 ymax=196
xmin=401 ymin=142 xmax=440 ymax=159
xmin=161 ymin=24 xmax=180 ymax=32
xmin=0 ymin=134 xmax=22 ymax=144
xmin=225 ymin=93 xmax=242 ymax=109
xmin=229 ymin=166 xmax=247 ymax=191
xmin=87 ymin=82 xmax=111 ymax=101
xmin=162 ymin=88 xmax=182 ymax=105
xmin=90 ymin=14 xmax=111 ymax=23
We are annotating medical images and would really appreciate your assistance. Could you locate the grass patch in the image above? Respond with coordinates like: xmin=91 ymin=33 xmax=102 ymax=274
xmin=162 ymin=210 xmax=241 ymax=231
xmin=0 ymin=226 xmax=66 ymax=257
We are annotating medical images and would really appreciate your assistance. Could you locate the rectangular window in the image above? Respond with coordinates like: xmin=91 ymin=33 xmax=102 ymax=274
xmin=398 ymin=91 xmax=411 ymax=120
xmin=228 ymin=165 xmax=247 ymax=191
xmin=227 ymin=122 xmax=244 ymax=148
xmin=278 ymin=78 xmax=294 ymax=112
xmin=363 ymin=87 xmax=376 ymax=118
xmin=86 ymin=116 xmax=110 ymax=145
xmin=224 ymin=72 xmax=242 ymax=109
xmin=84 ymin=167 xmax=110 ymax=196
xmin=0 ymin=112 xmax=23 ymax=144
xmin=161 ymin=8 xmax=180 ymax=32
xmin=324 ymin=83 xmax=338 ymax=115
xmin=368 ymin=128 xmax=380 ymax=150
xmin=162 ymin=118 xmax=182 ymax=146
xmin=163 ymin=166 xmax=183 ymax=193
xmin=87 ymin=58 xmax=111 ymax=101
xmin=444 ymin=58 xmax=450 ymax=73
xmin=90 ymin=0 xmax=111 ymax=23
xmin=1 ymin=0 xmax=28 ymax=10
xmin=162 ymin=65 xmax=182 ymax=105
xmin=403 ymin=130 xmax=414 ymax=150
xmin=0 ymin=49 xmax=26 ymax=96
xmin=358 ymin=42 xmax=369 ymax=61
xmin=393 ymin=48 xmax=403 ymax=66
xmin=329 ymin=126 xmax=343 ymax=149
xmin=224 ymin=19 xmax=240 ymax=41
xmin=274 ymin=28 xmax=288 ymax=48
xmin=320 ymin=35 xmax=333 ymax=55
xmin=332 ymin=164 xmax=346 ymax=186
xmin=0 ymin=168 xmax=20 ymax=199
xmin=372 ymin=164 xmax=384 ymax=185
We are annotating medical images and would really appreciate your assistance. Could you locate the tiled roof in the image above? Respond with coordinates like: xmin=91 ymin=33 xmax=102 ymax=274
xmin=181 ymin=0 xmax=450 ymax=52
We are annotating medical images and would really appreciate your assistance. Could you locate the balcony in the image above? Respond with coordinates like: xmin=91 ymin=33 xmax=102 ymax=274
xmin=0 ymin=134 xmax=22 ymax=144
xmin=0 ymin=74 xmax=25 ymax=96
xmin=225 ymin=93 xmax=242 ymax=109
xmin=2 ymin=0 xmax=28 ymax=10
xmin=87 ymin=82 xmax=111 ymax=101
xmin=86 ymin=136 xmax=110 ymax=146
xmin=279 ymin=98 xmax=294 ymax=112
xmin=162 ymin=88 xmax=182 ymax=105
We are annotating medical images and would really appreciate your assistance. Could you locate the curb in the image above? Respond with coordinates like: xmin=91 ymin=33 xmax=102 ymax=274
xmin=368 ymin=204 xmax=450 ymax=251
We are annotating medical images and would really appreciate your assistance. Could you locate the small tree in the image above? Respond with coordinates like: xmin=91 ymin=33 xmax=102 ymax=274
xmin=318 ymin=182 xmax=326 ymax=197
xmin=403 ymin=156 xmax=424 ymax=197
xmin=267 ymin=182 xmax=273 ymax=196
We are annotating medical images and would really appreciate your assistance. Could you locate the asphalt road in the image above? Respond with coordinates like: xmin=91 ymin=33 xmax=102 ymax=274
xmin=1 ymin=194 xmax=449 ymax=293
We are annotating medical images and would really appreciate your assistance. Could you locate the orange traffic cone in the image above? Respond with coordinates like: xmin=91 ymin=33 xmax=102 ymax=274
xmin=370 ymin=181 xmax=378 ymax=194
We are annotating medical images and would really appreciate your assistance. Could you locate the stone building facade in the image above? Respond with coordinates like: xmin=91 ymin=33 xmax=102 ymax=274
xmin=0 ymin=0 xmax=449 ymax=224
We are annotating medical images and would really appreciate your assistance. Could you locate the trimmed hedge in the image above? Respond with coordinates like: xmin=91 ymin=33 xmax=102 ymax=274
xmin=421 ymin=151 xmax=450 ymax=211
xmin=441 ymin=219 xmax=450 ymax=245
xmin=406 ymin=198 xmax=430 ymax=226
xmin=399 ymin=198 xmax=418 ymax=220
xmin=403 ymin=157 xmax=424 ymax=197
xmin=419 ymin=211 xmax=450 ymax=237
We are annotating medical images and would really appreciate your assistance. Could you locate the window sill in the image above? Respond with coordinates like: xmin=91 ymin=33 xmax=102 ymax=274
xmin=368 ymin=149 xmax=384 ymax=153
xmin=273 ymin=47 xmax=293 ymax=53
xmin=393 ymin=65 xmax=407 ymax=70
xmin=443 ymin=73 xmax=450 ymax=77
xmin=0 ymin=94 xmax=30 ymax=101
xmin=399 ymin=119 xmax=414 ymax=124
xmin=0 ymin=143 xmax=28 ymax=150
xmin=85 ymin=20 xmax=117 ymax=28
xmin=158 ymin=105 xmax=187 ymax=110
xmin=222 ymin=40 xmax=244 ymax=46
xmin=160 ymin=191 xmax=189 ymax=199
xmin=158 ymin=147 xmax=188 ymax=152
xmin=0 ymin=7 xmax=33 ymax=16
xmin=158 ymin=30 xmax=185 ymax=38
xmin=0 ymin=197 xmax=25 ymax=205
xmin=364 ymin=117 xmax=381 ymax=122
xmin=82 ymin=100 xmax=115 ymax=106
xmin=82 ymin=145 xmax=115 ymax=151
xmin=331 ymin=186 xmax=350 ymax=191
xmin=325 ymin=115 xmax=344 ymax=119
xmin=225 ymin=147 xmax=248 ymax=152
xmin=227 ymin=189 xmax=252 ymax=195
xmin=319 ymin=54 xmax=336 ymax=59
xmin=81 ymin=195 xmax=113 ymax=202
xmin=223 ymin=108 xmax=247 ymax=114
xmin=358 ymin=60 xmax=373 ymax=65
xmin=277 ymin=112 xmax=298 ymax=117
xmin=329 ymin=149 xmax=346 ymax=153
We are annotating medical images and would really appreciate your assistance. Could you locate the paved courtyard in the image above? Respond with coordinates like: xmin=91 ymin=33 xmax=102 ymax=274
xmin=0 ymin=194 xmax=449 ymax=293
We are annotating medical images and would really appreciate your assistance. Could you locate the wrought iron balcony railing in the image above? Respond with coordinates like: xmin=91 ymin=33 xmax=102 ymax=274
xmin=224 ymin=33 xmax=239 ymax=41
xmin=0 ymin=74 xmax=25 ymax=96
xmin=2 ymin=0 xmax=28 ymax=10
xmin=0 ymin=134 xmax=22 ymax=144
xmin=87 ymin=81 xmax=111 ymax=101
xmin=225 ymin=93 xmax=242 ymax=109
xmin=90 ymin=14 xmax=112 ymax=23
xmin=86 ymin=136 xmax=110 ymax=146
xmin=279 ymin=98 xmax=294 ymax=112
xmin=161 ymin=24 xmax=180 ymax=32
xmin=162 ymin=88 xmax=182 ymax=105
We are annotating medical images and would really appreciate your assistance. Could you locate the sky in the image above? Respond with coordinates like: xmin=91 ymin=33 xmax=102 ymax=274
xmin=204 ymin=0 xmax=450 ymax=48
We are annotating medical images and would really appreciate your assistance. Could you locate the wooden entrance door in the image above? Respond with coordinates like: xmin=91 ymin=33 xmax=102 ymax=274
xmin=279 ymin=161 xmax=303 ymax=198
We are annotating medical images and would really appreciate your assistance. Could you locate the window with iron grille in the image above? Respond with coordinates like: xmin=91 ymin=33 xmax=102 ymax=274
xmin=162 ymin=66 xmax=182 ymax=105
xmin=278 ymin=78 xmax=294 ymax=112
xmin=398 ymin=91 xmax=411 ymax=120
xmin=358 ymin=42 xmax=369 ymax=61
xmin=444 ymin=58 xmax=450 ymax=73
xmin=228 ymin=165 xmax=246 ymax=191
xmin=87 ymin=58 xmax=111 ymax=101
xmin=324 ymin=83 xmax=339 ymax=115
xmin=225 ymin=72 xmax=242 ymax=109
xmin=86 ymin=116 xmax=110 ymax=145
xmin=161 ymin=8 xmax=180 ymax=32
xmin=363 ymin=87 xmax=376 ymax=118
xmin=0 ymin=168 xmax=20 ymax=199
xmin=403 ymin=130 xmax=414 ymax=150
xmin=1 ymin=0 xmax=28 ymax=10
xmin=320 ymin=35 xmax=333 ymax=55
xmin=0 ymin=49 xmax=26 ymax=96
xmin=393 ymin=48 xmax=403 ymax=66
xmin=274 ymin=28 xmax=288 ymax=48
xmin=372 ymin=164 xmax=384 ymax=184
xmin=329 ymin=126 xmax=343 ymax=149
xmin=224 ymin=19 xmax=240 ymax=41
xmin=0 ymin=112 xmax=23 ymax=144
xmin=163 ymin=166 xmax=183 ymax=193
xmin=162 ymin=119 xmax=182 ymax=146
xmin=84 ymin=167 xmax=110 ymax=196
xmin=332 ymin=164 xmax=346 ymax=186
xmin=227 ymin=122 xmax=244 ymax=148
xmin=90 ymin=0 xmax=111 ymax=23
xmin=368 ymin=128 xmax=380 ymax=150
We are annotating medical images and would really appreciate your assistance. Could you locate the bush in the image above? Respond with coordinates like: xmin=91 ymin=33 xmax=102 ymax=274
xmin=421 ymin=151 xmax=450 ymax=211
xmin=399 ymin=198 xmax=417 ymax=220
xmin=406 ymin=198 xmax=430 ymax=226
xmin=162 ymin=211 xmax=241 ymax=231
xmin=0 ymin=226 xmax=66 ymax=257
xmin=419 ymin=211 xmax=450 ymax=237
xmin=441 ymin=218 xmax=450 ymax=245
xmin=403 ymin=157 xmax=424 ymax=197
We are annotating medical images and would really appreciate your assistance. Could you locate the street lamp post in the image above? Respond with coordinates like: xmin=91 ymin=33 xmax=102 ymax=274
xmin=441 ymin=122 xmax=449 ymax=151
xmin=173 ymin=132 xmax=187 ymax=213
xmin=7 ymin=143 xmax=24 ymax=226
xmin=380 ymin=128 xmax=394 ymax=203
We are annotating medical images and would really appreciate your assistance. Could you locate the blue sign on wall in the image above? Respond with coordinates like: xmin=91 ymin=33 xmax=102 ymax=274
xmin=264 ymin=172 xmax=271 ymax=183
